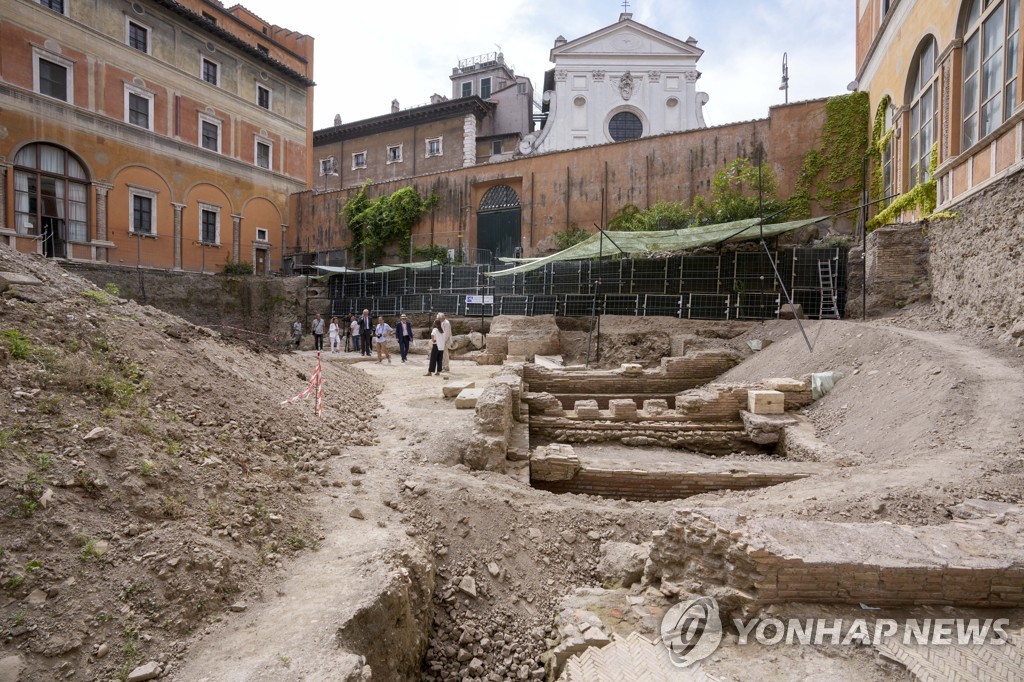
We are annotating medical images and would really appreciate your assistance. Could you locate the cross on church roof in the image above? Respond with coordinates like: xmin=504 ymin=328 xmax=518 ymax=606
xmin=621 ymin=0 xmax=630 ymax=12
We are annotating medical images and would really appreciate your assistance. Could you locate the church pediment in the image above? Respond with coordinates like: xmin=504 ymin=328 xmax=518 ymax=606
xmin=551 ymin=18 xmax=703 ymax=60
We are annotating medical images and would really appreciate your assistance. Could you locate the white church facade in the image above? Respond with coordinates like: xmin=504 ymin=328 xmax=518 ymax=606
xmin=522 ymin=12 xmax=709 ymax=155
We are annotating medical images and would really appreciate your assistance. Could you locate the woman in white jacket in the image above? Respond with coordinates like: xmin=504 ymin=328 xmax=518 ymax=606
xmin=328 ymin=317 xmax=341 ymax=353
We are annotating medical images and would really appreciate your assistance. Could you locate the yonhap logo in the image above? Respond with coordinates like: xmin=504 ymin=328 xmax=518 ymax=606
xmin=660 ymin=596 xmax=723 ymax=667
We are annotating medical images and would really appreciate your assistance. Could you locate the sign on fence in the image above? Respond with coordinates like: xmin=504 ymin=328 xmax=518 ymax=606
xmin=465 ymin=295 xmax=494 ymax=305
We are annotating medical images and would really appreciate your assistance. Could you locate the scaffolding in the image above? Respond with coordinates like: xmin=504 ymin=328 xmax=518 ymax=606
xmin=327 ymin=247 xmax=848 ymax=321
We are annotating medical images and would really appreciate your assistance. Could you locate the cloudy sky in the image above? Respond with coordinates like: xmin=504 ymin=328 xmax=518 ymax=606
xmin=239 ymin=0 xmax=855 ymax=131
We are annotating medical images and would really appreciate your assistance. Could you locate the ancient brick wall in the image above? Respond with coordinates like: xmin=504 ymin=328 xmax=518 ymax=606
xmin=845 ymin=223 xmax=930 ymax=317
xmin=532 ymin=470 xmax=807 ymax=502
xmin=523 ymin=351 xmax=742 ymax=409
xmin=648 ymin=508 xmax=1024 ymax=610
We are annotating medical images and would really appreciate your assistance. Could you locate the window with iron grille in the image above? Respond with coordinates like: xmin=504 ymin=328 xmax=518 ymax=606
xmin=608 ymin=111 xmax=643 ymax=141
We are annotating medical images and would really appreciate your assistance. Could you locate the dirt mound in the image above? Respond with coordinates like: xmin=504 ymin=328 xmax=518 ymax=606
xmin=0 ymin=246 xmax=378 ymax=681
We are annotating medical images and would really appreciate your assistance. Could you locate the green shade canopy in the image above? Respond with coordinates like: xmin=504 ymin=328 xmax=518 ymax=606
xmin=484 ymin=217 xmax=827 ymax=278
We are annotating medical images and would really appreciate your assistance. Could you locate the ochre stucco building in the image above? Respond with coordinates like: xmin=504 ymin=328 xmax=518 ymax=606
xmin=857 ymin=0 xmax=1024 ymax=211
xmin=0 ymin=0 xmax=313 ymax=274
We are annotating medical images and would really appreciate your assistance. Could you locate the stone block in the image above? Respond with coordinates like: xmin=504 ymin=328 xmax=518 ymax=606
xmin=534 ymin=355 xmax=565 ymax=368
xmin=464 ymin=434 xmax=507 ymax=472
xmin=779 ymin=303 xmax=805 ymax=319
xmin=486 ymin=335 xmax=509 ymax=354
xmin=475 ymin=384 xmax=513 ymax=434
xmin=642 ymin=399 xmax=671 ymax=415
xmin=741 ymin=410 xmax=799 ymax=445
xmin=747 ymin=390 xmax=785 ymax=415
xmin=620 ymin=363 xmax=644 ymax=376
xmin=524 ymin=391 xmax=565 ymax=416
xmin=596 ymin=542 xmax=650 ymax=588
xmin=0 ymin=272 xmax=42 ymax=292
xmin=530 ymin=444 xmax=580 ymax=481
xmin=455 ymin=388 xmax=484 ymax=409
xmin=504 ymin=355 xmax=528 ymax=364
xmin=574 ymin=399 xmax=601 ymax=418
xmin=609 ymin=398 xmax=638 ymax=419
xmin=474 ymin=353 xmax=505 ymax=365
xmin=764 ymin=377 xmax=809 ymax=392
xmin=443 ymin=380 xmax=476 ymax=398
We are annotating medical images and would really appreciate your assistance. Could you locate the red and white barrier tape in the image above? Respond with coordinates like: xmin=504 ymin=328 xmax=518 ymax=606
xmin=281 ymin=352 xmax=324 ymax=418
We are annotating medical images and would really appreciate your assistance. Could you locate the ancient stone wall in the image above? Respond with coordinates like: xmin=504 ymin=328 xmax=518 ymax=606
xmin=647 ymin=507 xmax=1024 ymax=612
xmin=63 ymin=263 xmax=308 ymax=346
xmin=928 ymin=178 xmax=1024 ymax=338
xmin=845 ymin=223 xmax=931 ymax=318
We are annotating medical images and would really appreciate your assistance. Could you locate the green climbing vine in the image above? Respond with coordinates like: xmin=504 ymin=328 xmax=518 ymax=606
xmin=341 ymin=182 xmax=439 ymax=267
xmin=788 ymin=92 xmax=870 ymax=222
xmin=868 ymin=94 xmax=894 ymax=204
xmin=867 ymin=143 xmax=938 ymax=230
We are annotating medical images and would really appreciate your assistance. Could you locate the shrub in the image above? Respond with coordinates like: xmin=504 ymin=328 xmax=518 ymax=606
xmin=223 ymin=260 xmax=254 ymax=275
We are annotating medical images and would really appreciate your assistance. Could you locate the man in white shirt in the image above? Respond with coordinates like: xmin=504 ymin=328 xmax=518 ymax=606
xmin=438 ymin=313 xmax=452 ymax=372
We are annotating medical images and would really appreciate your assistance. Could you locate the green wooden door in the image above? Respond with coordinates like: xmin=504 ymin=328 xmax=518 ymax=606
xmin=477 ymin=185 xmax=522 ymax=263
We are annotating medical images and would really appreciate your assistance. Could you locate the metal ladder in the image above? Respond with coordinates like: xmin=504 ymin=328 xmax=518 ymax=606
xmin=817 ymin=259 xmax=840 ymax=319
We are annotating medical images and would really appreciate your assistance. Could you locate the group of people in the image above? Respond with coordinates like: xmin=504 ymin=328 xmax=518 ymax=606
xmin=292 ymin=310 xmax=452 ymax=374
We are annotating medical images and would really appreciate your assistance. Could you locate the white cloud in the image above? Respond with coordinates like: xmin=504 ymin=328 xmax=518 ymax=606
xmin=238 ymin=0 xmax=854 ymax=130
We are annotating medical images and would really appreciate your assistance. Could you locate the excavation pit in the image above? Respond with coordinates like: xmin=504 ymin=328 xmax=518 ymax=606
xmin=530 ymin=443 xmax=821 ymax=501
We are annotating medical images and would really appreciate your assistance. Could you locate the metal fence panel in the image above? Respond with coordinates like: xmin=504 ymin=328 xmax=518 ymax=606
xmin=643 ymin=295 xmax=683 ymax=318
xmin=679 ymin=255 xmax=721 ymax=293
xmin=530 ymin=295 xmax=558 ymax=316
xmin=686 ymin=293 xmax=730 ymax=320
xmin=498 ymin=296 xmax=529 ymax=316
xmin=734 ymin=292 xmax=780 ymax=320
xmin=603 ymin=294 xmax=640 ymax=316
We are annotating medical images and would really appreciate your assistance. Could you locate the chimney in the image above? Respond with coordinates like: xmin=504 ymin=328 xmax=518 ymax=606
xmin=391 ymin=99 xmax=400 ymax=113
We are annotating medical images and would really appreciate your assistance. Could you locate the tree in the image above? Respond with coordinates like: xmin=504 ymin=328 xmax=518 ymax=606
xmin=342 ymin=182 xmax=438 ymax=267
xmin=605 ymin=158 xmax=787 ymax=231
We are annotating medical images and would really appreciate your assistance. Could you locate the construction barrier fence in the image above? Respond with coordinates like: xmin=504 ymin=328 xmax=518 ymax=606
xmin=328 ymin=247 xmax=848 ymax=321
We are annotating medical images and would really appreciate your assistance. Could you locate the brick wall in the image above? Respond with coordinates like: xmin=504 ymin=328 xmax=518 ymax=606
xmin=649 ymin=508 xmax=1024 ymax=610
xmin=532 ymin=469 xmax=808 ymax=502
xmin=845 ymin=223 xmax=930 ymax=317
xmin=523 ymin=351 xmax=740 ymax=409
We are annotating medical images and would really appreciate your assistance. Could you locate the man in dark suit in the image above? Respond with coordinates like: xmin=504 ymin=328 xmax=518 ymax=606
xmin=359 ymin=309 xmax=373 ymax=356
xmin=396 ymin=313 xmax=414 ymax=362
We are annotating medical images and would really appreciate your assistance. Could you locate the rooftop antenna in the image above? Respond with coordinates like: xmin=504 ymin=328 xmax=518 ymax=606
xmin=780 ymin=52 xmax=790 ymax=104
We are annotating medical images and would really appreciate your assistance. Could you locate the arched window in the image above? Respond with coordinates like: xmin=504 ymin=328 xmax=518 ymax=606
xmin=962 ymin=0 xmax=1021 ymax=149
xmin=608 ymin=111 xmax=643 ymax=141
xmin=881 ymin=103 xmax=895 ymax=205
xmin=13 ymin=143 xmax=89 ymax=258
xmin=909 ymin=39 xmax=939 ymax=188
